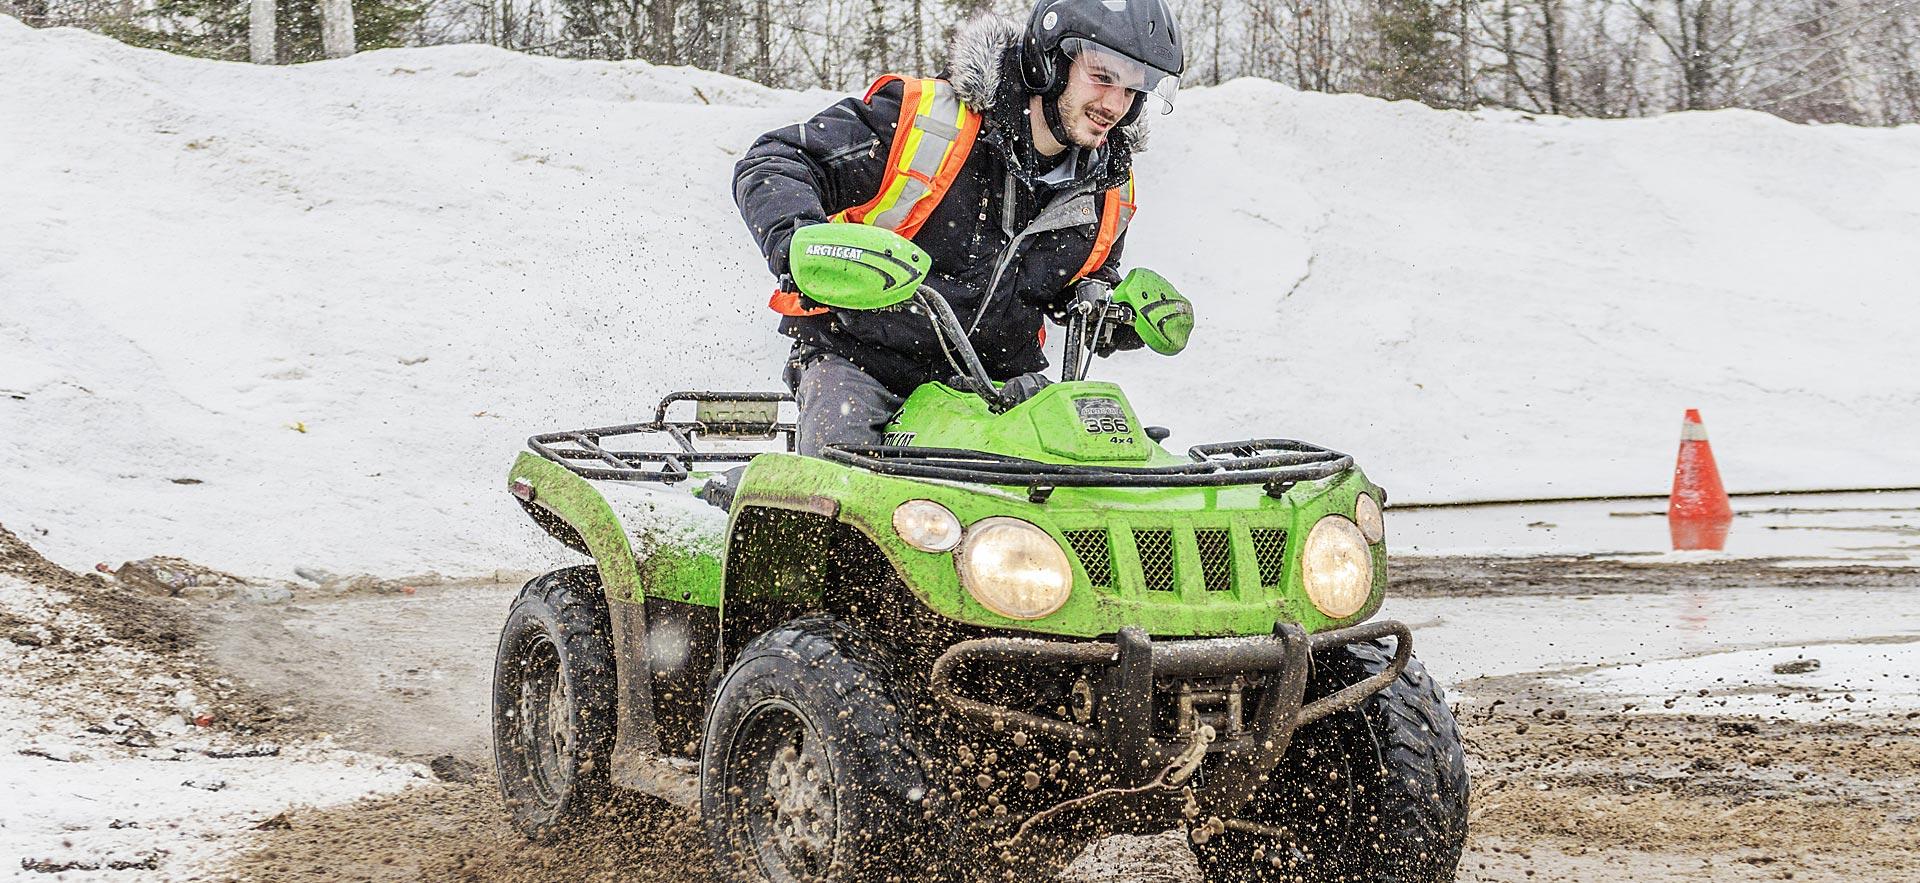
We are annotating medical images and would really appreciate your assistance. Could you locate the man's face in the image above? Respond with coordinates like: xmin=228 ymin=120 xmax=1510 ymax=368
xmin=1054 ymin=50 xmax=1141 ymax=149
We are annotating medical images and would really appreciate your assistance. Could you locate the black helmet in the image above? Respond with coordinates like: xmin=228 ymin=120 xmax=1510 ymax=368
xmin=1019 ymin=0 xmax=1185 ymax=117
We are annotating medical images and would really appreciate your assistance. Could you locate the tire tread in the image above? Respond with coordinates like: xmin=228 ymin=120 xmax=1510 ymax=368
xmin=492 ymin=566 xmax=620 ymax=841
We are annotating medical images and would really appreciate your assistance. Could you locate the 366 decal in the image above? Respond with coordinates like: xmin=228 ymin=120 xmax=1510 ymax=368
xmin=1072 ymin=397 xmax=1131 ymax=436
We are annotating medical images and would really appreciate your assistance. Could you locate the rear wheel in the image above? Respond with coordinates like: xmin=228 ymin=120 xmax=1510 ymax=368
xmin=701 ymin=615 xmax=927 ymax=882
xmin=1192 ymin=640 xmax=1469 ymax=882
xmin=491 ymin=566 xmax=619 ymax=841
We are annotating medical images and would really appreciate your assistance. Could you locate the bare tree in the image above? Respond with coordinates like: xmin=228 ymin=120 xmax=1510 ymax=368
xmin=250 ymin=0 xmax=275 ymax=62
xmin=320 ymin=0 xmax=356 ymax=56
xmin=31 ymin=0 xmax=1918 ymax=125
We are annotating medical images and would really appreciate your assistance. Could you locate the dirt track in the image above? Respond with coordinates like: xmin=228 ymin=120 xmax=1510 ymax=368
xmin=211 ymin=708 xmax=1920 ymax=882
xmin=20 ymin=539 xmax=1918 ymax=882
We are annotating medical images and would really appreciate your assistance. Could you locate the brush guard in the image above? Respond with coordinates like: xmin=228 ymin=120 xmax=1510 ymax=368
xmin=929 ymin=619 xmax=1412 ymax=819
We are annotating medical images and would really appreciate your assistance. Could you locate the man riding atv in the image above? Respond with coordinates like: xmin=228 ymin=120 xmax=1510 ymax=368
xmin=489 ymin=2 xmax=1467 ymax=880
xmin=734 ymin=0 xmax=1187 ymax=457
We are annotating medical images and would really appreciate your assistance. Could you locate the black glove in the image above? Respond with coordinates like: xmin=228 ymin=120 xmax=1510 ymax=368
xmin=1001 ymin=371 xmax=1053 ymax=406
xmin=1063 ymin=280 xmax=1146 ymax=357
xmin=1096 ymin=322 xmax=1146 ymax=357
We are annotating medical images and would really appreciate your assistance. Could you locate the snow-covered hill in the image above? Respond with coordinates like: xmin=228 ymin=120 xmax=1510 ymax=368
xmin=4 ymin=16 xmax=1918 ymax=579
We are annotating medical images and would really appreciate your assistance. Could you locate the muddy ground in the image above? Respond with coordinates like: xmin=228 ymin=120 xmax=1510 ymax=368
xmin=211 ymin=710 xmax=1920 ymax=883
xmin=25 ymin=543 xmax=1920 ymax=881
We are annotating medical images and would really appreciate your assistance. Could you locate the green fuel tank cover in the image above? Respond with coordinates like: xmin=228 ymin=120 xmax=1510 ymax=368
xmin=1026 ymin=383 xmax=1154 ymax=464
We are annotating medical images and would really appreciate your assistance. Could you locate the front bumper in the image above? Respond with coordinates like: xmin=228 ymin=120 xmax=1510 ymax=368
xmin=929 ymin=619 xmax=1412 ymax=818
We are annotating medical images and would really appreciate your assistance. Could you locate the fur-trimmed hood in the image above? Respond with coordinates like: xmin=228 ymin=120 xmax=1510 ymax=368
xmin=943 ymin=14 xmax=1149 ymax=154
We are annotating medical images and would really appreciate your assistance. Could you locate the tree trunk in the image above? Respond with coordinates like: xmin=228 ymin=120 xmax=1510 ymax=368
xmin=320 ymin=0 xmax=356 ymax=58
xmin=1210 ymin=0 xmax=1223 ymax=84
xmin=649 ymin=0 xmax=677 ymax=64
xmin=1542 ymin=0 xmax=1564 ymax=113
xmin=16 ymin=0 xmax=49 ymax=27
xmin=754 ymin=0 xmax=769 ymax=82
xmin=1457 ymin=0 xmax=1472 ymax=107
xmin=249 ymin=0 xmax=275 ymax=63
xmin=1500 ymin=0 xmax=1520 ymax=108
xmin=912 ymin=0 xmax=923 ymax=75
xmin=862 ymin=0 xmax=886 ymax=79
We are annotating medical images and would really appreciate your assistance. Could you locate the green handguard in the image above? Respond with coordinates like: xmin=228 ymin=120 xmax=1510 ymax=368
xmin=788 ymin=223 xmax=931 ymax=310
xmin=1113 ymin=268 xmax=1193 ymax=355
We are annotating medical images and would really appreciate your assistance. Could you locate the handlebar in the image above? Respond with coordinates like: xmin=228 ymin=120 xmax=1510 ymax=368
xmin=914 ymin=285 xmax=1014 ymax=413
xmin=910 ymin=281 xmax=1125 ymax=411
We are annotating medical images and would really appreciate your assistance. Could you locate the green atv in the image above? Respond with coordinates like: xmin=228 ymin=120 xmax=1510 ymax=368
xmin=492 ymin=224 xmax=1469 ymax=881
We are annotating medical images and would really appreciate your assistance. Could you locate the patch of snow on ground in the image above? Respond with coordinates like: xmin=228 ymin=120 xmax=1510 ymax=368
xmin=0 ymin=574 xmax=427 ymax=879
xmin=1551 ymin=640 xmax=1920 ymax=721
xmin=4 ymin=18 xmax=1920 ymax=578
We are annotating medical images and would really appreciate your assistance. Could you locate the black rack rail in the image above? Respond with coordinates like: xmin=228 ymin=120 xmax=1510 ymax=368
xmin=529 ymin=392 xmax=1352 ymax=499
xmin=526 ymin=391 xmax=796 ymax=484
xmin=821 ymin=439 xmax=1353 ymax=500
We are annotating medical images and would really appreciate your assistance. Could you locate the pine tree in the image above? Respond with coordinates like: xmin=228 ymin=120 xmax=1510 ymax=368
xmin=1361 ymin=0 xmax=1460 ymax=107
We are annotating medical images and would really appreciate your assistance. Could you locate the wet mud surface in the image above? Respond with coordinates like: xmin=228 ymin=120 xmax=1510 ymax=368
xmin=35 ymin=544 xmax=1919 ymax=881
xmin=1390 ymin=554 xmax=1920 ymax=597
xmin=204 ymin=784 xmax=714 ymax=883
xmin=212 ymin=707 xmax=1918 ymax=882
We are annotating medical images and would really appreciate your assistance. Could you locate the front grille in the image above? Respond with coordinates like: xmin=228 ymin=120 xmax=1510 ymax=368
xmin=1134 ymin=530 xmax=1176 ymax=592
xmin=1064 ymin=522 xmax=1288 ymax=595
xmin=1195 ymin=529 xmax=1233 ymax=591
xmin=1064 ymin=529 xmax=1112 ymax=587
xmin=1251 ymin=528 xmax=1288 ymax=586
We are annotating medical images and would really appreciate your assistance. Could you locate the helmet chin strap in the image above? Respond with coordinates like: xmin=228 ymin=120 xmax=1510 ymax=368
xmin=1041 ymin=94 xmax=1075 ymax=151
xmin=1038 ymin=53 xmax=1077 ymax=150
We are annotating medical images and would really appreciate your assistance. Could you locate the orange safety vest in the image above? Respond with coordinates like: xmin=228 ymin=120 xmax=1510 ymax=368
xmin=770 ymin=75 xmax=1135 ymax=317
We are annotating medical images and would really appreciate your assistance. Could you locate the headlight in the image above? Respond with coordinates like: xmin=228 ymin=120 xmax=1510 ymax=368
xmin=1355 ymin=493 xmax=1385 ymax=543
xmin=893 ymin=500 xmax=962 ymax=552
xmin=956 ymin=517 xmax=1072 ymax=620
xmin=1302 ymin=515 xmax=1372 ymax=618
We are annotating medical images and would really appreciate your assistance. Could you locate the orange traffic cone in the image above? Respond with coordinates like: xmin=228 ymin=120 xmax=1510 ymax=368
xmin=1669 ymin=409 xmax=1733 ymax=550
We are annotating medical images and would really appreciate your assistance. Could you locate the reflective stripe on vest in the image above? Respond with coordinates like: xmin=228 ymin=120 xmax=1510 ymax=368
xmin=834 ymin=76 xmax=981 ymax=239
xmin=772 ymin=75 xmax=1134 ymax=315
xmin=1072 ymin=173 xmax=1135 ymax=282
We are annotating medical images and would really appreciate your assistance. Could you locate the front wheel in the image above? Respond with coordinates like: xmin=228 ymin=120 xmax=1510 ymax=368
xmin=491 ymin=566 xmax=619 ymax=841
xmin=700 ymin=615 xmax=927 ymax=882
xmin=1192 ymin=640 xmax=1469 ymax=882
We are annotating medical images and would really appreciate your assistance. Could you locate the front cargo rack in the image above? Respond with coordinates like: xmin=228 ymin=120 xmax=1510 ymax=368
xmin=821 ymin=439 xmax=1353 ymax=501
xmin=527 ymin=391 xmax=795 ymax=483
xmin=528 ymin=392 xmax=1353 ymax=498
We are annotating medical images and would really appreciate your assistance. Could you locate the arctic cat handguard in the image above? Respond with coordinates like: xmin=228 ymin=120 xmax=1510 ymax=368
xmin=1112 ymin=268 xmax=1193 ymax=356
xmin=787 ymin=223 xmax=932 ymax=310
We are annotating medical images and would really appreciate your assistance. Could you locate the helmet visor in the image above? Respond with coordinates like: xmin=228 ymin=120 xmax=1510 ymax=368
xmin=1060 ymin=37 xmax=1180 ymax=115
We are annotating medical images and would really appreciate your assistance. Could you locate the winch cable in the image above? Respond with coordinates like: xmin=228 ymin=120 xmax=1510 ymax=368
xmin=994 ymin=723 xmax=1216 ymax=852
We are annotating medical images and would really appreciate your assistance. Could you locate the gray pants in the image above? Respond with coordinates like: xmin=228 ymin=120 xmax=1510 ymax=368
xmin=786 ymin=349 xmax=904 ymax=458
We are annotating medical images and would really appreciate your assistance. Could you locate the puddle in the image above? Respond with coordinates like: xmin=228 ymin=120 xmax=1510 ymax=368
xmin=1384 ymin=585 xmax=1920 ymax=688
xmin=1551 ymin=639 xmax=1920 ymax=721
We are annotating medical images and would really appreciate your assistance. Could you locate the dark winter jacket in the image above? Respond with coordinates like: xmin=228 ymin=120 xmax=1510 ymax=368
xmin=732 ymin=15 xmax=1145 ymax=396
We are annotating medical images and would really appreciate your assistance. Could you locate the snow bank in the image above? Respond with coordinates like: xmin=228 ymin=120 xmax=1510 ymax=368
xmin=4 ymin=17 xmax=1918 ymax=578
